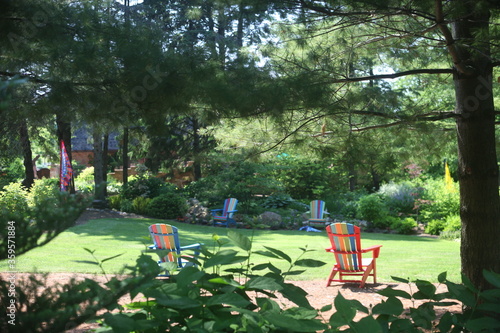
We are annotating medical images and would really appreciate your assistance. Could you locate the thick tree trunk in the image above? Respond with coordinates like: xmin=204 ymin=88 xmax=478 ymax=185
xmin=452 ymin=5 xmax=500 ymax=290
xmin=19 ymin=119 xmax=34 ymax=189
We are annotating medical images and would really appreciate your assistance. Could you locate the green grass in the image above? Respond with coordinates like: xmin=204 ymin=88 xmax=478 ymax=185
xmin=0 ymin=218 xmax=461 ymax=283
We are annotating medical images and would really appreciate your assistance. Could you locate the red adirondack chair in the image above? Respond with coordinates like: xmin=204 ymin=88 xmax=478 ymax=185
xmin=325 ymin=222 xmax=382 ymax=287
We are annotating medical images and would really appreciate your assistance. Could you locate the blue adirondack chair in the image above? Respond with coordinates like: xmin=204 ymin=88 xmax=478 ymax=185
xmin=211 ymin=198 xmax=238 ymax=227
xmin=308 ymin=200 xmax=329 ymax=228
xmin=147 ymin=223 xmax=202 ymax=275
xmin=325 ymin=223 xmax=382 ymax=288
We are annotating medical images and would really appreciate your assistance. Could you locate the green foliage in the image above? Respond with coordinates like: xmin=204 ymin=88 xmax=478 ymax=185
xmin=74 ymin=166 xmax=95 ymax=193
xmin=425 ymin=214 xmax=461 ymax=236
xmin=378 ymin=181 xmax=421 ymax=215
xmin=0 ymin=254 xmax=160 ymax=333
xmin=262 ymin=193 xmax=294 ymax=209
xmin=26 ymin=178 xmax=59 ymax=206
xmin=121 ymin=176 xmax=167 ymax=200
xmin=131 ymin=196 xmax=152 ymax=215
xmin=327 ymin=271 xmax=500 ymax=333
xmin=108 ymin=195 xmax=121 ymax=210
xmin=0 ymin=159 xmax=24 ymax=190
xmin=0 ymin=191 xmax=89 ymax=259
xmin=184 ymin=159 xmax=282 ymax=208
xmin=425 ymin=219 xmax=445 ymax=235
xmin=418 ymin=178 xmax=460 ymax=223
xmin=146 ymin=193 xmax=188 ymax=219
xmin=390 ymin=217 xmax=417 ymax=234
xmin=443 ymin=215 xmax=461 ymax=232
xmin=100 ymin=230 xmax=329 ymax=333
xmin=356 ymin=194 xmax=390 ymax=228
xmin=120 ymin=198 xmax=133 ymax=213
xmin=272 ymin=156 xmax=345 ymax=200
xmin=0 ymin=182 xmax=29 ymax=215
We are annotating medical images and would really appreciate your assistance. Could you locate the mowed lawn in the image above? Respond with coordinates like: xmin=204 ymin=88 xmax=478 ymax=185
xmin=0 ymin=218 xmax=461 ymax=283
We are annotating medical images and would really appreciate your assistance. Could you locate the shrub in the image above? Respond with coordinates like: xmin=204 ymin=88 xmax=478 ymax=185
xmin=262 ymin=193 xmax=294 ymax=209
xmin=132 ymin=196 xmax=151 ymax=215
xmin=108 ymin=195 xmax=121 ymax=210
xmin=146 ymin=193 xmax=188 ymax=219
xmin=418 ymin=178 xmax=459 ymax=222
xmin=74 ymin=166 xmax=95 ymax=193
xmin=26 ymin=178 xmax=59 ymax=206
xmin=356 ymin=194 xmax=390 ymax=228
xmin=119 ymin=198 xmax=133 ymax=212
xmin=443 ymin=214 xmax=461 ymax=232
xmin=390 ymin=216 xmax=417 ymax=234
xmin=378 ymin=181 xmax=421 ymax=215
xmin=121 ymin=176 xmax=166 ymax=199
xmin=425 ymin=219 xmax=445 ymax=235
xmin=0 ymin=182 xmax=29 ymax=214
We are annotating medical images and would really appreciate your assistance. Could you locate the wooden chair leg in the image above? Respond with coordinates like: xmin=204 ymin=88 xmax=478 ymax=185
xmin=326 ymin=268 xmax=338 ymax=287
xmin=360 ymin=262 xmax=374 ymax=288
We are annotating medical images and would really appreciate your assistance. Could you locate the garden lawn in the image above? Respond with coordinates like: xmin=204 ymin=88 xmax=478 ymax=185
xmin=0 ymin=218 xmax=461 ymax=283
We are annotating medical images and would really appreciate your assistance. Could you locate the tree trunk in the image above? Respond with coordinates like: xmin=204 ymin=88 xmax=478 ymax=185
xmin=192 ymin=117 xmax=202 ymax=181
xmin=103 ymin=133 xmax=109 ymax=197
xmin=453 ymin=5 xmax=500 ymax=290
xmin=92 ymin=130 xmax=105 ymax=203
xmin=122 ymin=127 xmax=129 ymax=185
xmin=19 ymin=119 xmax=34 ymax=189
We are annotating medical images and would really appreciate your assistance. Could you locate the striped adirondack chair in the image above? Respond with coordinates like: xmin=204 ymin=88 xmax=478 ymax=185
xmin=325 ymin=223 xmax=382 ymax=288
xmin=308 ymin=200 xmax=329 ymax=228
xmin=211 ymin=198 xmax=238 ymax=227
xmin=148 ymin=224 xmax=202 ymax=274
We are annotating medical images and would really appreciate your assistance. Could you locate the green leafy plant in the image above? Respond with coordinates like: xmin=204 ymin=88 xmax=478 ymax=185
xmin=108 ymin=195 xmax=122 ymax=210
xmin=327 ymin=270 xmax=500 ymax=333
xmin=99 ymin=230 xmax=329 ymax=333
xmin=74 ymin=166 xmax=95 ymax=193
xmin=425 ymin=219 xmax=445 ymax=235
xmin=262 ymin=193 xmax=294 ymax=209
xmin=146 ymin=193 xmax=188 ymax=219
xmin=26 ymin=178 xmax=59 ymax=206
xmin=121 ymin=176 xmax=166 ymax=200
xmin=357 ymin=194 xmax=390 ymax=229
xmin=0 ymin=182 xmax=29 ymax=215
xmin=132 ymin=196 xmax=151 ymax=215
xmin=390 ymin=216 xmax=417 ymax=234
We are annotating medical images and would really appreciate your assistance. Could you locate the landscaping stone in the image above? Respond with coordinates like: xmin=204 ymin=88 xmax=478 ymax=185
xmin=184 ymin=198 xmax=211 ymax=224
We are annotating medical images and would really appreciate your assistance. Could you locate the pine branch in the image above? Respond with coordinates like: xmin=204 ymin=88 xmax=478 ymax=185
xmin=324 ymin=68 xmax=454 ymax=84
xmin=0 ymin=71 xmax=113 ymax=87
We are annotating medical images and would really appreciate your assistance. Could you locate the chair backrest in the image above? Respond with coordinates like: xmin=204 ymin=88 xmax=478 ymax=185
xmin=222 ymin=198 xmax=238 ymax=217
xmin=326 ymin=223 xmax=363 ymax=271
xmin=149 ymin=224 xmax=181 ymax=263
xmin=310 ymin=200 xmax=326 ymax=219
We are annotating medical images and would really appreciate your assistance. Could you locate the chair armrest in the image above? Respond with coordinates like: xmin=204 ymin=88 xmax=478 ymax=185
xmin=361 ymin=245 xmax=382 ymax=257
xmin=211 ymin=208 xmax=223 ymax=213
xmin=180 ymin=243 xmax=203 ymax=251
xmin=227 ymin=210 xmax=238 ymax=213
